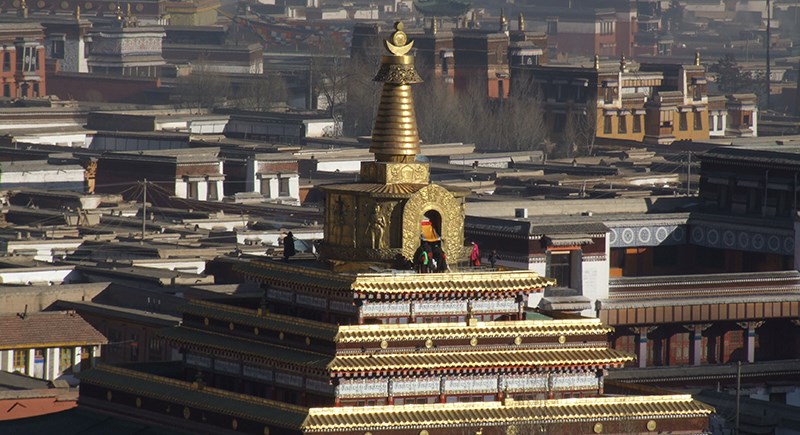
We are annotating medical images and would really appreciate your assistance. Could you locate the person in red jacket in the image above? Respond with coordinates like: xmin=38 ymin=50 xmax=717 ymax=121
xmin=469 ymin=241 xmax=480 ymax=267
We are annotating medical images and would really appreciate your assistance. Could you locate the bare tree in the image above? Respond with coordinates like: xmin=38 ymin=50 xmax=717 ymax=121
xmin=310 ymin=40 xmax=351 ymax=136
xmin=175 ymin=59 xmax=231 ymax=111
xmin=342 ymin=46 xmax=382 ymax=137
xmin=415 ymin=79 xmax=472 ymax=144
xmin=234 ymin=73 xmax=288 ymax=111
xmin=561 ymin=97 xmax=598 ymax=157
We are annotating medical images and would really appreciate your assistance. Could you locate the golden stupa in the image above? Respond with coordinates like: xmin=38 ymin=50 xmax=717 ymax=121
xmin=319 ymin=22 xmax=468 ymax=269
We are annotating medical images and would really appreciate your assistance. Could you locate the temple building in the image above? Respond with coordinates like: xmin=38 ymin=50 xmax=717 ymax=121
xmin=75 ymin=22 xmax=714 ymax=434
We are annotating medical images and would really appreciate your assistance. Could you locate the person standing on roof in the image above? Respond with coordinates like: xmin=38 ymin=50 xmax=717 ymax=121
xmin=283 ymin=232 xmax=296 ymax=262
xmin=469 ymin=241 xmax=480 ymax=267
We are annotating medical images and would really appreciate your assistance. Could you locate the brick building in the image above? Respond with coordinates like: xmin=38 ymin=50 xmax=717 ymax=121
xmin=0 ymin=22 xmax=46 ymax=98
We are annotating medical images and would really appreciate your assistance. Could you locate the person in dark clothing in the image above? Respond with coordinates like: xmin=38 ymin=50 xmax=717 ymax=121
xmin=488 ymin=249 xmax=499 ymax=269
xmin=283 ymin=232 xmax=296 ymax=261
xmin=413 ymin=244 xmax=426 ymax=273
xmin=433 ymin=245 xmax=449 ymax=272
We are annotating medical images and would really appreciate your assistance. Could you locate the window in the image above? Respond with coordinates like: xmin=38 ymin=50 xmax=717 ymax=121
xmin=3 ymin=84 xmax=9 ymax=97
xmin=693 ymin=85 xmax=702 ymax=101
xmin=694 ymin=111 xmax=702 ymax=130
xmin=260 ymin=178 xmax=271 ymax=197
xmin=717 ymin=115 xmax=724 ymax=131
xmin=2 ymin=52 xmax=9 ymax=72
xmin=618 ymin=115 xmax=627 ymax=134
xmin=603 ymin=87 xmax=614 ymax=104
xmin=547 ymin=20 xmax=558 ymax=35
xmin=632 ymin=114 xmax=642 ymax=133
xmin=653 ymin=245 xmax=678 ymax=268
xmin=603 ymin=115 xmax=612 ymax=134
xmin=708 ymin=114 xmax=715 ymax=131
xmin=548 ymin=251 xmax=572 ymax=288
xmin=32 ymin=83 xmax=38 ymax=97
xmin=279 ymin=177 xmax=290 ymax=197
xmin=743 ymin=114 xmax=751 ymax=126
xmin=13 ymin=350 xmax=27 ymax=372
xmin=148 ymin=337 xmax=163 ymax=357
xmin=660 ymin=110 xmax=672 ymax=128
xmin=59 ymin=347 xmax=73 ymax=373
xmin=188 ymin=181 xmax=198 ymax=199
xmin=679 ymin=112 xmax=687 ymax=131
xmin=207 ymin=181 xmax=218 ymax=201
xmin=575 ymin=86 xmax=585 ymax=103
xmin=554 ymin=113 xmax=566 ymax=133
xmin=130 ymin=333 xmax=139 ymax=360
xmin=601 ymin=21 xmax=613 ymax=35
xmin=51 ymin=39 xmax=65 ymax=59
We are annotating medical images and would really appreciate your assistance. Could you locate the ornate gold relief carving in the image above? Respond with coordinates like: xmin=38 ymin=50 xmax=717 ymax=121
xmin=402 ymin=184 xmax=465 ymax=260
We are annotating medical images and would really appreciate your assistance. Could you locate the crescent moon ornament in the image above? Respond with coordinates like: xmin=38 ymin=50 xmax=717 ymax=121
xmin=385 ymin=21 xmax=414 ymax=56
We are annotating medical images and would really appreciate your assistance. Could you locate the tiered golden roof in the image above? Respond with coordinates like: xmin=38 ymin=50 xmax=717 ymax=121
xmin=335 ymin=318 xmax=612 ymax=343
xmin=235 ymin=260 xmax=555 ymax=297
xmin=82 ymin=365 xmax=713 ymax=433
xmin=329 ymin=347 xmax=633 ymax=372
xmin=350 ymin=270 xmax=555 ymax=295
xmin=302 ymin=395 xmax=714 ymax=432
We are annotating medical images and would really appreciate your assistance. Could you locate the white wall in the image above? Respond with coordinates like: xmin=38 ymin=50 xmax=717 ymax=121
xmin=0 ymin=267 xmax=78 ymax=285
xmin=0 ymin=168 xmax=85 ymax=191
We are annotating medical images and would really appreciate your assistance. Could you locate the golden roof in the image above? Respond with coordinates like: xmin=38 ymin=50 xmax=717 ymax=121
xmin=335 ymin=318 xmax=612 ymax=343
xmin=350 ymin=270 xmax=555 ymax=295
xmin=236 ymin=260 xmax=554 ymax=296
xmin=329 ymin=347 xmax=633 ymax=373
xmin=159 ymin=325 xmax=631 ymax=374
xmin=82 ymin=365 xmax=713 ymax=432
xmin=302 ymin=395 xmax=714 ymax=432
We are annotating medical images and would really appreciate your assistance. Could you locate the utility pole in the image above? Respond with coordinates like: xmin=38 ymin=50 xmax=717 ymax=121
xmin=141 ymin=179 xmax=147 ymax=244
xmin=735 ymin=360 xmax=742 ymax=435
xmin=687 ymin=151 xmax=692 ymax=196
xmin=766 ymin=0 xmax=772 ymax=109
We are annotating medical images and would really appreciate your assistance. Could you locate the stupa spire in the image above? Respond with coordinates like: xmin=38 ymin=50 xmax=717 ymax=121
xmin=369 ymin=22 xmax=422 ymax=163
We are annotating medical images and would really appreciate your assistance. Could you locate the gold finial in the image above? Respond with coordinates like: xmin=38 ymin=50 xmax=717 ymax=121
xmin=370 ymin=20 xmax=422 ymax=163
xmin=518 ymin=13 xmax=525 ymax=31
xmin=594 ymin=54 xmax=600 ymax=70
xmin=500 ymin=8 xmax=506 ymax=24
xmin=385 ymin=21 xmax=413 ymax=56
xmin=115 ymin=3 xmax=123 ymax=20
xmin=619 ymin=52 xmax=627 ymax=72
xmin=695 ymin=50 xmax=700 ymax=66
xmin=430 ymin=16 xmax=437 ymax=35
xmin=75 ymin=5 xmax=80 ymax=19
xmin=19 ymin=0 xmax=27 ymax=18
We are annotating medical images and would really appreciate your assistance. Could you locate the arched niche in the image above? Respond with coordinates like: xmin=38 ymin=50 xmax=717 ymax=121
xmin=401 ymin=184 xmax=465 ymax=260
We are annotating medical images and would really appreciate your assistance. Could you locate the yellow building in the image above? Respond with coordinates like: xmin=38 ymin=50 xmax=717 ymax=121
xmin=515 ymin=53 xmax=712 ymax=146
